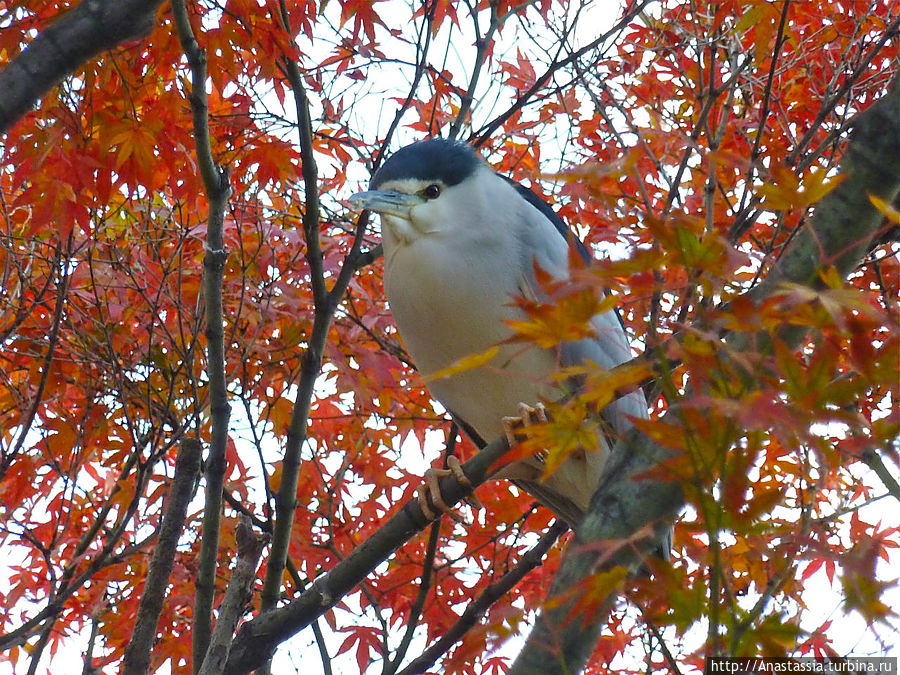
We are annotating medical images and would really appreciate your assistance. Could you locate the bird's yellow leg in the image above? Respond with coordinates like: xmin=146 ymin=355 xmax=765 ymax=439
xmin=501 ymin=402 xmax=550 ymax=464
xmin=416 ymin=455 xmax=484 ymax=522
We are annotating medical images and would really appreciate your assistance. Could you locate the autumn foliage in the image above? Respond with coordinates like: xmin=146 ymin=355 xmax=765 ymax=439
xmin=0 ymin=0 xmax=898 ymax=673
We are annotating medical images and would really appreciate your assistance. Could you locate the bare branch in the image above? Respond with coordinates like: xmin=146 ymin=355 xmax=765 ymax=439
xmin=122 ymin=439 xmax=202 ymax=675
xmin=170 ymin=0 xmax=234 ymax=667
xmin=0 ymin=0 xmax=163 ymax=132
xmin=197 ymin=515 xmax=269 ymax=675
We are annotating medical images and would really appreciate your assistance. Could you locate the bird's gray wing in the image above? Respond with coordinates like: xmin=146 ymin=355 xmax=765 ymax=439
xmin=508 ymin=178 xmax=669 ymax=554
xmin=559 ymin=322 xmax=650 ymax=432
xmin=507 ymin=176 xmax=648 ymax=431
xmin=502 ymin=177 xmax=592 ymax=263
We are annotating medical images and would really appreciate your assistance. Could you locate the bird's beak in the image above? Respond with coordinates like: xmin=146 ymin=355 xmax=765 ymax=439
xmin=347 ymin=190 xmax=424 ymax=219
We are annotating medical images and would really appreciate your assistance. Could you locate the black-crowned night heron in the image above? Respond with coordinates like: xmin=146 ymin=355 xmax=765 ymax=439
xmin=349 ymin=137 xmax=649 ymax=529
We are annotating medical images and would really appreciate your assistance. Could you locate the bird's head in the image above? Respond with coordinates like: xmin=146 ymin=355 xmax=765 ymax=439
xmin=348 ymin=138 xmax=489 ymax=246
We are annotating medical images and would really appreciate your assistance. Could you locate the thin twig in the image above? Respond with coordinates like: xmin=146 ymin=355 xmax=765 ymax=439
xmin=471 ymin=0 xmax=653 ymax=146
xmin=384 ymin=427 xmax=459 ymax=675
xmin=397 ymin=521 xmax=568 ymax=675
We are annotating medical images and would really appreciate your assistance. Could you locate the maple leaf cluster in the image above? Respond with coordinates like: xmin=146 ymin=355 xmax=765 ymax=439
xmin=0 ymin=0 xmax=897 ymax=673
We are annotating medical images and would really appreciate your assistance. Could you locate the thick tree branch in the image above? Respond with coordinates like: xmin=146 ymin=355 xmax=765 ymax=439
xmin=122 ymin=439 xmax=202 ymax=675
xmin=508 ymin=426 xmax=682 ymax=674
xmin=0 ymin=0 xmax=163 ymax=133
xmin=508 ymin=75 xmax=900 ymax=675
xmin=197 ymin=515 xmax=269 ymax=675
xmin=169 ymin=0 xmax=234 ymax=668
xmin=223 ymin=435 xmax=512 ymax=674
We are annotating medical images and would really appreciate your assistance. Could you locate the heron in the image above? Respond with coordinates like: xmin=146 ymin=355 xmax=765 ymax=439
xmin=349 ymin=138 xmax=652 ymax=537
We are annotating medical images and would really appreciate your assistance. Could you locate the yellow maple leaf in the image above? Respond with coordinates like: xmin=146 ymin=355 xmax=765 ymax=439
xmin=426 ymin=345 xmax=499 ymax=381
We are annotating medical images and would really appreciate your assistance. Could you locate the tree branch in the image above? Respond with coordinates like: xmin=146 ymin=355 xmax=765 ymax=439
xmin=259 ymin=13 xmax=381 ymax=662
xmin=0 ymin=0 xmax=163 ymax=133
xmin=257 ymin=7 xmax=328 ymax=643
xmin=507 ymin=426 xmax=682 ymax=674
xmin=860 ymin=446 xmax=900 ymax=503
xmin=197 ymin=515 xmax=269 ymax=675
xmin=223 ymin=435 xmax=512 ymax=673
xmin=122 ymin=439 xmax=202 ymax=675
xmin=170 ymin=0 xmax=234 ymax=668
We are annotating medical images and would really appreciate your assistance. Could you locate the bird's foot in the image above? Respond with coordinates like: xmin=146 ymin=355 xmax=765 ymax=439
xmin=502 ymin=402 xmax=550 ymax=465
xmin=502 ymin=402 xmax=549 ymax=445
xmin=416 ymin=455 xmax=484 ymax=523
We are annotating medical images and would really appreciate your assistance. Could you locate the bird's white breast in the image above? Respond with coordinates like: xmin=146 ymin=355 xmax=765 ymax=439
xmin=382 ymin=202 xmax=560 ymax=443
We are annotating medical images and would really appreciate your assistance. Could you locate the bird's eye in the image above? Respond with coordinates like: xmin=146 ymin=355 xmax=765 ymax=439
xmin=422 ymin=184 xmax=441 ymax=199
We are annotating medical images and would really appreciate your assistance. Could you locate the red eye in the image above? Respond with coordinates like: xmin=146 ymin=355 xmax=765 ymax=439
xmin=422 ymin=184 xmax=441 ymax=199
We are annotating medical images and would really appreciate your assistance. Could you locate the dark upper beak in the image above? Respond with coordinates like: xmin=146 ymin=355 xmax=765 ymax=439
xmin=347 ymin=190 xmax=424 ymax=219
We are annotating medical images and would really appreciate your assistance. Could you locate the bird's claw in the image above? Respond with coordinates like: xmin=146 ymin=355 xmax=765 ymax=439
xmin=416 ymin=455 xmax=483 ymax=523
xmin=502 ymin=402 xmax=549 ymax=446
xmin=502 ymin=402 xmax=551 ymax=465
